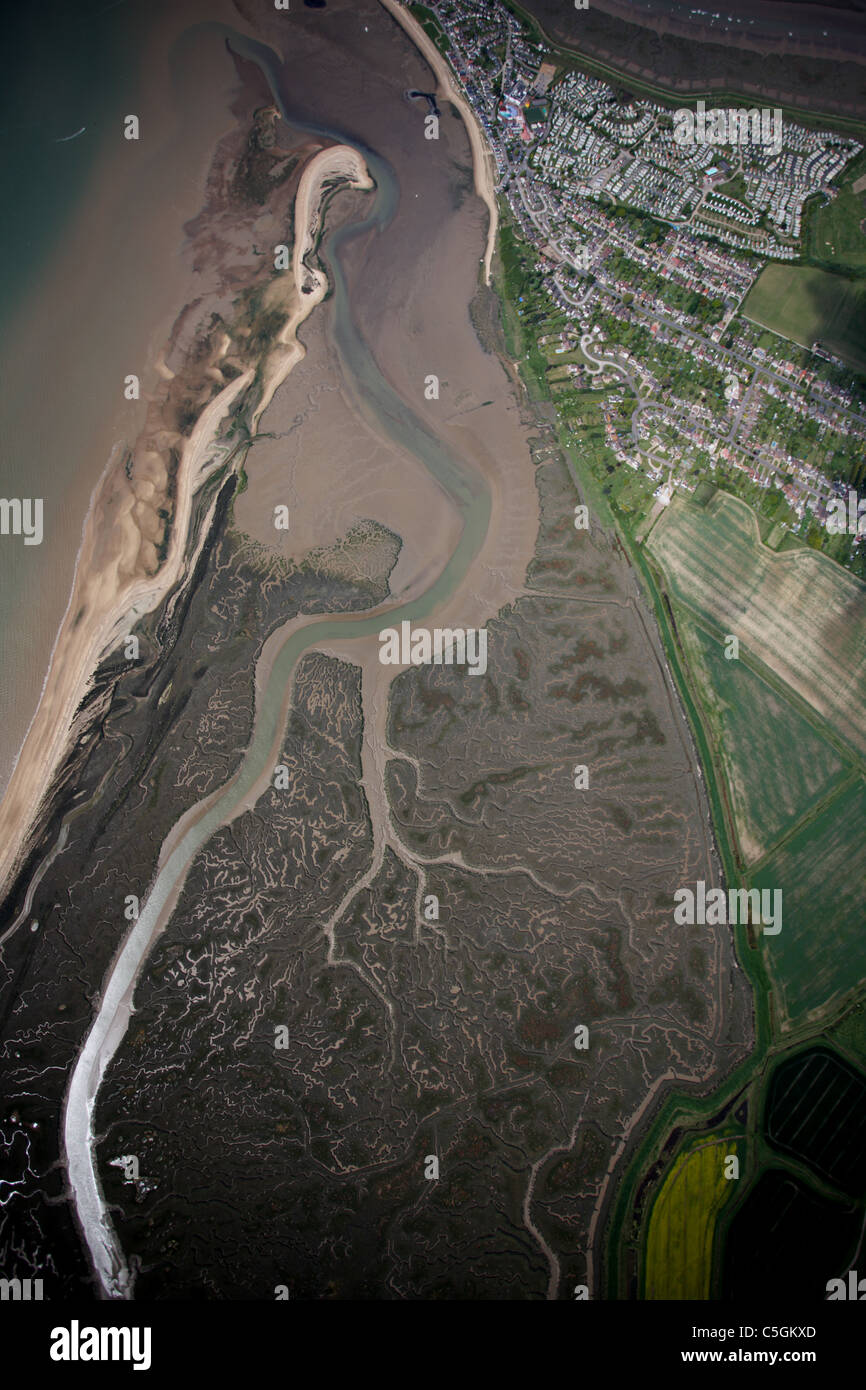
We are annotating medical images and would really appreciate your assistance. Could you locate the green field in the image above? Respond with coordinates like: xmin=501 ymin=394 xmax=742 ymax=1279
xmin=681 ymin=622 xmax=849 ymax=866
xmin=495 ymin=218 xmax=554 ymax=400
xmin=754 ymin=777 xmax=866 ymax=1027
xmin=743 ymin=264 xmax=866 ymax=374
xmin=804 ymin=151 xmax=866 ymax=272
xmin=831 ymin=1002 xmax=866 ymax=1070
xmin=622 ymin=488 xmax=866 ymax=1298
xmin=647 ymin=492 xmax=866 ymax=762
xmin=647 ymin=492 xmax=866 ymax=1029
xmin=408 ymin=4 xmax=450 ymax=52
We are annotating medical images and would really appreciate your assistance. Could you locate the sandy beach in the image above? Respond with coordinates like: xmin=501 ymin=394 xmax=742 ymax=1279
xmin=378 ymin=0 xmax=499 ymax=285
xmin=0 ymin=0 xmax=519 ymax=902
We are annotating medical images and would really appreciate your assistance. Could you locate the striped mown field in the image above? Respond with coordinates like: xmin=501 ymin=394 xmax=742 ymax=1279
xmin=679 ymin=621 xmax=849 ymax=865
xmin=647 ymin=492 xmax=866 ymax=760
xmin=753 ymin=777 xmax=866 ymax=1025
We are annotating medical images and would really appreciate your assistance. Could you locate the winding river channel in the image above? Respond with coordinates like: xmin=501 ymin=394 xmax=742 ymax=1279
xmin=63 ymin=35 xmax=494 ymax=1298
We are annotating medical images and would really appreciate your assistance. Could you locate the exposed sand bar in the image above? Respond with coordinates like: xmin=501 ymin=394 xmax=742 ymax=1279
xmin=0 ymin=5 xmax=277 ymax=891
xmin=0 ymin=129 xmax=371 ymax=904
xmin=378 ymin=0 xmax=498 ymax=285
xmin=0 ymin=363 xmax=252 ymax=903
xmin=63 ymin=145 xmax=373 ymax=1299
xmin=0 ymin=9 xmax=270 ymax=806
xmin=294 ymin=145 xmax=375 ymax=302
xmin=252 ymin=144 xmax=374 ymax=427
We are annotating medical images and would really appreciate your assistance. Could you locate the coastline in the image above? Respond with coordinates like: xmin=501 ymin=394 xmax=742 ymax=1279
xmin=36 ymin=0 xmax=535 ymax=1298
xmin=378 ymin=0 xmax=499 ymax=284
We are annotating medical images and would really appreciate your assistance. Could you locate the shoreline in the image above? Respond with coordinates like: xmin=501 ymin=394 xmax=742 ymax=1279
xmin=507 ymin=0 xmax=866 ymax=136
xmin=62 ymin=77 xmax=539 ymax=1286
xmin=0 ymin=7 xmax=268 ymax=809
xmin=378 ymin=0 xmax=499 ymax=284
xmin=0 ymin=363 xmax=251 ymax=905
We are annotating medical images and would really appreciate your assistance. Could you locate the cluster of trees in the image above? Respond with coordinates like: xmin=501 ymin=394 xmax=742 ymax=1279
xmin=607 ymin=249 xmax=726 ymax=324
xmin=606 ymin=204 xmax=667 ymax=247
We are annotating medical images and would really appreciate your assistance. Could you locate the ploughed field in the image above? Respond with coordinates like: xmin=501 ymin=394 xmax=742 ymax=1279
xmin=765 ymin=1047 xmax=866 ymax=1197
